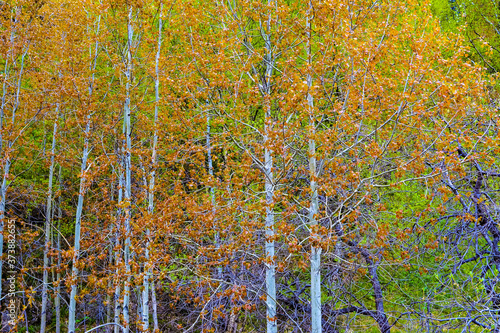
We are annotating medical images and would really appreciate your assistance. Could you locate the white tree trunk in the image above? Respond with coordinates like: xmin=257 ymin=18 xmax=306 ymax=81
xmin=139 ymin=164 xmax=148 ymax=331
xmin=68 ymin=14 xmax=100 ymax=333
xmin=106 ymin=180 xmax=116 ymax=333
xmin=55 ymin=166 xmax=62 ymax=333
xmin=309 ymin=114 xmax=321 ymax=333
xmin=141 ymin=5 xmax=163 ymax=331
xmin=151 ymin=280 xmax=159 ymax=332
xmin=114 ymin=121 xmax=126 ymax=333
xmin=68 ymin=115 xmax=91 ymax=333
xmin=263 ymin=2 xmax=276 ymax=331
xmin=122 ymin=7 xmax=134 ymax=333
xmin=113 ymin=279 xmax=121 ymax=333
xmin=40 ymin=112 xmax=58 ymax=333
xmin=306 ymin=2 xmax=321 ymax=331
xmin=106 ymin=251 xmax=113 ymax=333
xmin=264 ymin=135 xmax=276 ymax=333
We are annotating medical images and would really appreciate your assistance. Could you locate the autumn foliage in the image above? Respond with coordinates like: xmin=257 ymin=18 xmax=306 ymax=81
xmin=1 ymin=0 xmax=500 ymax=332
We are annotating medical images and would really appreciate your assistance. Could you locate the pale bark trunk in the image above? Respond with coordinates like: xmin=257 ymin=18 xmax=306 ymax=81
xmin=113 ymin=254 xmax=122 ymax=332
xmin=264 ymin=121 xmax=276 ymax=333
xmin=141 ymin=242 xmax=149 ymax=329
xmin=68 ymin=14 xmax=100 ymax=333
xmin=122 ymin=7 xmax=134 ymax=333
xmin=106 ymin=253 xmax=112 ymax=333
xmin=137 ymin=285 xmax=143 ymax=328
xmin=40 ymin=112 xmax=58 ymax=333
xmin=306 ymin=2 xmax=321 ymax=331
xmin=141 ymin=6 xmax=162 ymax=331
xmin=113 ymin=282 xmax=121 ymax=333
xmin=55 ymin=166 xmax=62 ymax=333
xmin=68 ymin=115 xmax=91 ymax=333
xmin=114 ymin=125 xmax=125 ymax=333
xmin=139 ymin=165 xmax=148 ymax=331
xmin=106 ymin=182 xmax=115 ymax=333
xmin=262 ymin=3 xmax=276 ymax=331
xmin=151 ymin=280 xmax=159 ymax=332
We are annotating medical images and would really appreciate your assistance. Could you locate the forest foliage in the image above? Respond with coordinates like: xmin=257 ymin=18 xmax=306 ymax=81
xmin=1 ymin=0 xmax=500 ymax=332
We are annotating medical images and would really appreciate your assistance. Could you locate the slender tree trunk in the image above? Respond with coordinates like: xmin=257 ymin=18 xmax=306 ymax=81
xmin=138 ymin=164 xmax=149 ymax=330
xmin=68 ymin=14 xmax=100 ymax=333
xmin=141 ymin=6 xmax=162 ymax=330
xmin=137 ymin=284 xmax=143 ymax=328
xmin=151 ymin=280 xmax=159 ymax=332
xmin=114 ymin=125 xmax=125 ymax=333
xmin=55 ymin=166 xmax=62 ymax=333
xmin=122 ymin=7 xmax=134 ymax=333
xmin=113 ymin=248 xmax=122 ymax=333
xmin=306 ymin=2 xmax=321 ymax=331
xmin=106 ymin=252 xmax=112 ymax=333
xmin=113 ymin=280 xmax=121 ymax=333
xmin=40 ymin=113 xmax=59 ymax=333
xmin=262 ymin=3 xmax=276 ymax=331
xmin=106 ymin=182 xmax=115 ymax=333
xmin=50 ymin=204 xmax=56 ymax=287
xmin=68 ymin=115 xmax=91 ymax=333
xmin=264 ymin=106 xmax=276 ymax=333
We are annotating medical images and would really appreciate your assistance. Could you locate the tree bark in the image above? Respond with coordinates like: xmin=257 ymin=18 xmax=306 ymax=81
xmin=114 ymin=124 xmax=125 ymax=333
xmin=141 ymin=5 xmax=163 ymax=331
xmin=122 ymin=6 xmax=134 ymax=333
xmin=306 ymin=1 xmax=321 ymax=332
xmin=55 ymin=166 xmax=62 ymax=333
xmin=263 ymin=3 xmax=276 ymax=330
xmin=68 ymin=14 xmax=101 ymax=333
xmin=68 ymin=115 xmax=91 ymax=333
xmin=40 ymin=113 xmax=58 ymax=333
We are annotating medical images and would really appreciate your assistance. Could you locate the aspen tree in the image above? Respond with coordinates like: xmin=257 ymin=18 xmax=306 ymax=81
xmin=122 ymin=6 xmax=134 ymax=332
xmin=68 ymin=13 xmax=101 ymax=333
xmin=262 ymin=2 xmax=277 ymax=331
xmin=141 ymin=4 xmax=163 ymax=331
xmin=55 ymin=166 xmax=62 ymax=333
xmin=67 ymin=116 xmax=91 ymax=333
xmin=305 ymin=1 xmax=321 ymax=331
xmin=114 ymin=153 xmax=124 ymax=333
xmin=40 ymin=110 xmax=58 ymax=333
